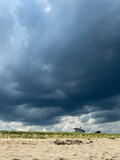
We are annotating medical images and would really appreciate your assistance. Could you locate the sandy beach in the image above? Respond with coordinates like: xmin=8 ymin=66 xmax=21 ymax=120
xmin=0 ymin=138 xmax=120 ymax=160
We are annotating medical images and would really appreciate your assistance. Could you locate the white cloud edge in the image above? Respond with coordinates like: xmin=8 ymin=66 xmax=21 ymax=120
xmin=37 ymin=0 xmax=52 ymax=13
xmin=0 ymin=113 xmax=120 ymax=134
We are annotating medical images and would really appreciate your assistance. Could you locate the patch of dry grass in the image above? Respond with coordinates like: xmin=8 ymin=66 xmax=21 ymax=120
xmin=0 ymin=130 xmax=120 ymax=139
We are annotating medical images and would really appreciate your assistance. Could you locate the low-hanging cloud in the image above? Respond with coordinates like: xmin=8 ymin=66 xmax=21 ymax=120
xmin=0 ymin=0 xmax=120 ymax=127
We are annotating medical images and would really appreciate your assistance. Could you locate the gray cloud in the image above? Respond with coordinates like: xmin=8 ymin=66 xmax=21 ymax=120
xmin=0 ymin=0 xmax=120 ymax=127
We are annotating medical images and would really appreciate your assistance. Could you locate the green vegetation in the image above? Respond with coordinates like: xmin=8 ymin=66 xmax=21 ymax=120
xmin=0 ymin=130 xmax=120 ymax=139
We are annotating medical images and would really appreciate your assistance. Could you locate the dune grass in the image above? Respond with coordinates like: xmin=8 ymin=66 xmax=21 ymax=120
xmin=0 ymin=130 xmax=120 ymax=139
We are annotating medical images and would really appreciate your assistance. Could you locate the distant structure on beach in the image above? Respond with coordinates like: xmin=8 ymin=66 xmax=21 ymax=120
xmin=74 ymin=127 xmax=85 ymax=133
xmin=95 ymin=131 xmax=101 ymax=133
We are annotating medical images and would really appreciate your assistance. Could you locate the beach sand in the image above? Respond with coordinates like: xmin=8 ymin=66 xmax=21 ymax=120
xmin=0 ymin=138 xmax=120 ymax=160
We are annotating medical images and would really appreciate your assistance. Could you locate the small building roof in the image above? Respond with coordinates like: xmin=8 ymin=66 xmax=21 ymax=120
xmin=74 ymin=128 xmax=85 ymax=132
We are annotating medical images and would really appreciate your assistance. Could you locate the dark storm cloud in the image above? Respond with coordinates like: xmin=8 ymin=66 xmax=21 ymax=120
xmin=92 ymin=107 xmax=120 ymax=123
xmin=0 ymin=0 xmax=120 ymax=125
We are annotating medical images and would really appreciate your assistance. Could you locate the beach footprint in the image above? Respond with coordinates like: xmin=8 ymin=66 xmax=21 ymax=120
xmin=105 ymin=155 xmax=119 ymax=160
xmin=89 ymin=156 xmax=95 ymax=160
xmin=56 ymin=158 xmax=68 ymax=160
xmin=101 ymin=152 xmax=119 ymax=160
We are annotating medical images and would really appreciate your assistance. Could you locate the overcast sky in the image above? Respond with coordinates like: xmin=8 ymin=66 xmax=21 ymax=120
xmin=0 ymin=0 xmax=120 ymax=133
